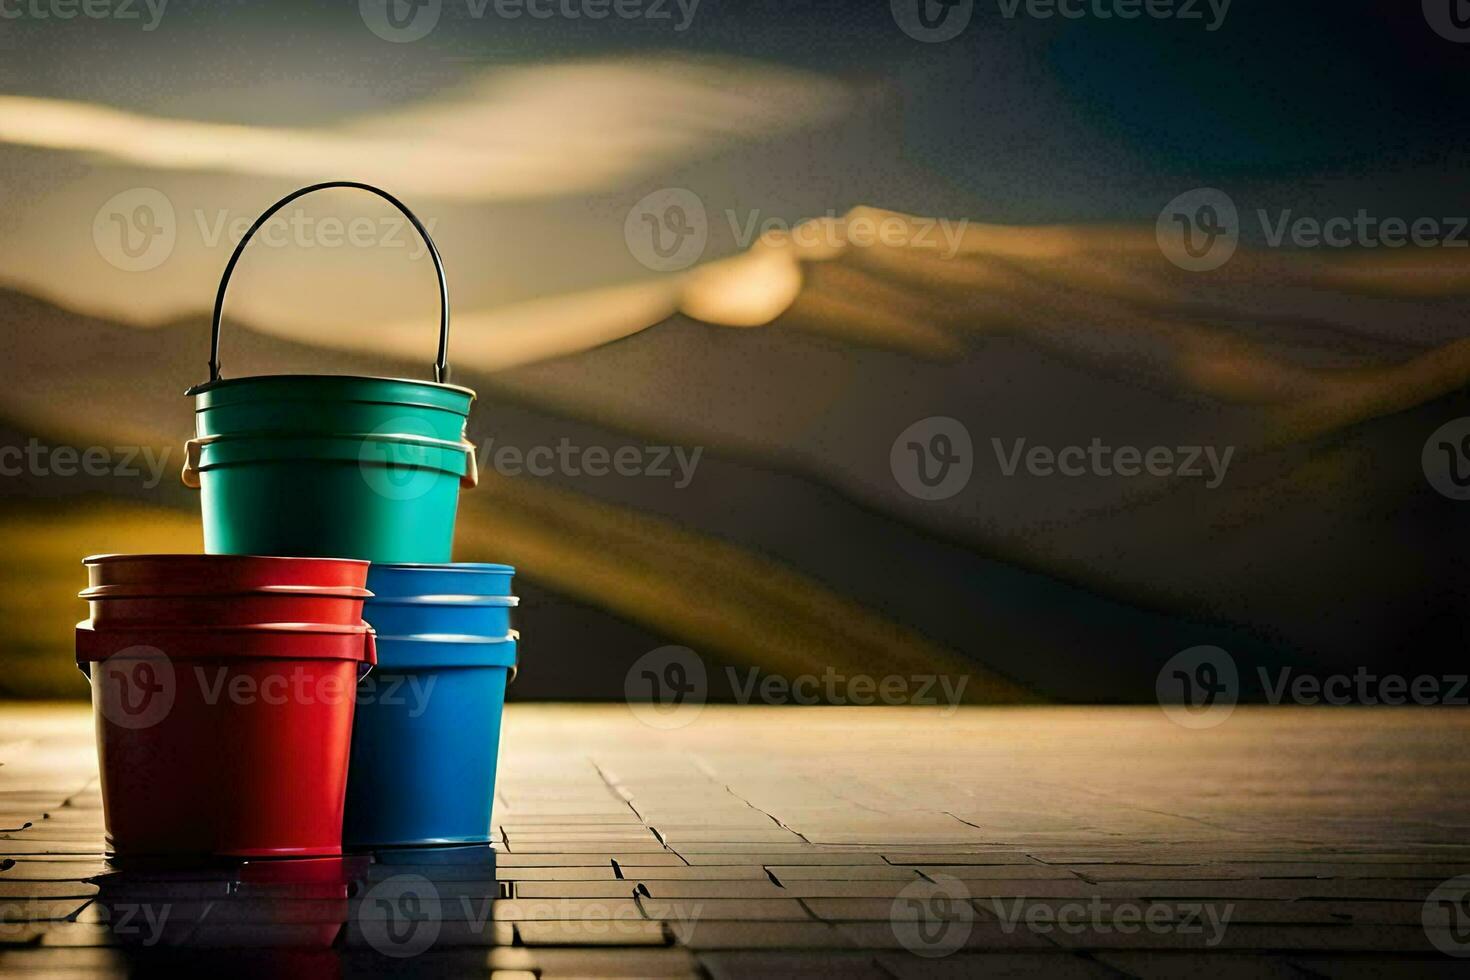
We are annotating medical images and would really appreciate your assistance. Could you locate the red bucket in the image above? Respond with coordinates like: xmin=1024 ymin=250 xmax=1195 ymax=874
xmin=82 ymin=554 xmax=371 ymax=628
xmin=77 ymin=620 xmax=375 ymax=859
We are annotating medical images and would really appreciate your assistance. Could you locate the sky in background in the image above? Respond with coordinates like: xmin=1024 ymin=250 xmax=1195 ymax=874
xmin=1 ymin=1 xmax=1468 ymax=700
xmin=0 ymin=1 xmax=1466 ymax=347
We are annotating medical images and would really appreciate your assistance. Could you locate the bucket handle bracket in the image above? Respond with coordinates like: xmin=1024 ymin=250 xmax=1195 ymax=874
xmin=181 ymin=438 xmax=202 ymax=489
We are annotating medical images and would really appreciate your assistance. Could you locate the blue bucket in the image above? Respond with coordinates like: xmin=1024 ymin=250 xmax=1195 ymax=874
xmin=344 ymin=563 xmax=517 ymax=848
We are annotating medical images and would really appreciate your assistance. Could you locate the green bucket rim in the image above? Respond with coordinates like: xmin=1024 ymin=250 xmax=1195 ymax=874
xmin=187 ymin=374 xmax=476 ymax=402
xmin=192 ymin=433 xmax=474 ymax=477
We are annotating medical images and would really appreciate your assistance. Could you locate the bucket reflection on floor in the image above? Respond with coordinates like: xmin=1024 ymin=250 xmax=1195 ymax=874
xmin=79 ymin=845 xmax=499 ymax=970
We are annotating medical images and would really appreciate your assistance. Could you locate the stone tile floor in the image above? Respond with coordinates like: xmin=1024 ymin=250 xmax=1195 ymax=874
xmin=1 ymin=704 xmax=1468 ymax=977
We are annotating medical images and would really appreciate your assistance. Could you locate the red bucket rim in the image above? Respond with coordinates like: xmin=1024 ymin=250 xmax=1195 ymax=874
xmin=76 ymin=621 xmax=376 ymax=663
xmin=83 ymin=554 xmax=371 ymax=596
xmin=79 ymin=584 xmax=374 ymax=600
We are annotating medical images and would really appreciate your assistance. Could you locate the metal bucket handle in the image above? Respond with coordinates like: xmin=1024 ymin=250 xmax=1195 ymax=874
xmin=204 ymin=180 xmax=451 ymax=385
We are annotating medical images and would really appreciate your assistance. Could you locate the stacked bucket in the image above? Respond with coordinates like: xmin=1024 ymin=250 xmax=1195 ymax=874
xmin=76 ymin=182 xmax=518 ymax=860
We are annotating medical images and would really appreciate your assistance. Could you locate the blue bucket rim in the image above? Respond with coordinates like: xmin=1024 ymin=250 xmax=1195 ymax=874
xmin=367 ymin=594 xmax=518 ymax=607
xmin=371 ymin=633 xmax=517 ymax=669
xmin=377 ymin=632 xmax=515 ymax=645
xmin=371 ymin=562 xmax=515 ymax=573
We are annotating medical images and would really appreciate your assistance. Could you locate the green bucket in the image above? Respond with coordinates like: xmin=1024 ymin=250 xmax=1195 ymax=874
xmin=183 ymin=182 xmax=478 ymax=564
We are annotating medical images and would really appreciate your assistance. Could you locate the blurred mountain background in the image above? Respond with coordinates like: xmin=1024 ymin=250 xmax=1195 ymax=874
xmin=0 ymin=0 xmax=1467 ymax=700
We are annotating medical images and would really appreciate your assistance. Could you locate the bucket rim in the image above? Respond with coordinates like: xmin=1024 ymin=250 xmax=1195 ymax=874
xmin=371 ymin=632 xmax=516 ymax=669
xmin=79 ymin=620 xmax=374 ymax=636
xmin=80 ymin=584 xmax=374 ymax=600
xmin=76 ymin=621 xmax=377 ymax=663
xmin=190 ymin=431 xmax=473 ymax=451
xmin=188 ymin=433 xmax=476 ymax=479
xmin=185 ymin=374 xmax=477 ymax=398
xmin=377 ymin=632 xmax=515 ymax=644
xmin=84 ymin=553 xmax=371 ymax=568
xmin=371 ymin=562 xmax=515 ymax=573
xmin=366 ymin=594 xmax=518 ymax=607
